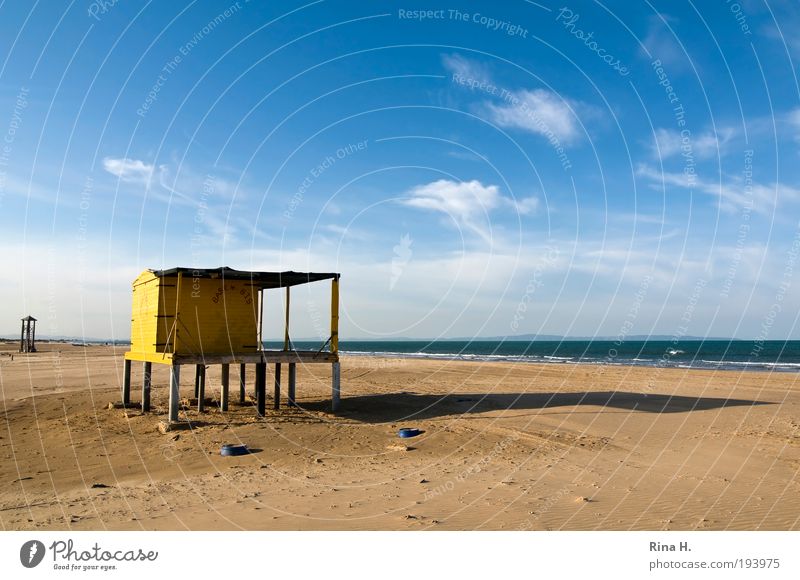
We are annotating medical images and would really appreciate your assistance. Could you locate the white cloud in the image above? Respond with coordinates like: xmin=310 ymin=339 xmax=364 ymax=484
xmin=102 ymin=157 xmax=157 ymax=184
xmin=637 ymin=163 xmax=800 ymax=214
xmin=788 ymin=108 xmax=800 ymax=140
xmin=650 ymin=127 xmax=736 ymax=160
xmin=0 ymin=173 xmax=63 ymax=205
xmin=510 ymin=196 xmax=539 ymax=215
xmin=320 ymin=223 xmax=370 ymax=241
xmin=486 ymin=89 xmax=580 ymax=143
xmin=442 ymin=53 xmax=491 ymax=84
xmin=641 ymin=14 xmax=686 ymax=69
xmin=443 ymin=54 xmax=585 ymax=144
xmin=403 ymin=179 xmax=501 ymax=242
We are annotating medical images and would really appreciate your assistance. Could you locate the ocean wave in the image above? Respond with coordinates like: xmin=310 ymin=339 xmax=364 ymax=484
xmin=339 ymin=350 xmax=800 ymax=372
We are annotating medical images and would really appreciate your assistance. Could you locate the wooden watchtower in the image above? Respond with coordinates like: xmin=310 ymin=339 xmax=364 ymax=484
xmin=20 ymin=315 xmax=37 ymax=353
xmin=122 ymin=267 xmax=340 ymax=424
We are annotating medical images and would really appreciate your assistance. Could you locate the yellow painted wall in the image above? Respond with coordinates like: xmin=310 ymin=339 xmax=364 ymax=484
xmin=130 ymin=271 xmax=160 ymax=355
xmin=128 ymin=270 xmax=260 ymax=357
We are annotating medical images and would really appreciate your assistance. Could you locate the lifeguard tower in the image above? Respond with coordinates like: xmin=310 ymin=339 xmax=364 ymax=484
xmin=122 ymin=267 xmax=340 ymax=424
xmin=20 ymin=315 xmax=37 ymax=353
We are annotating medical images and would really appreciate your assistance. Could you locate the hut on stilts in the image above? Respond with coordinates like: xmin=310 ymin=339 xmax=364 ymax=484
xmin=122 ymin=267 xmax=340 ymax=425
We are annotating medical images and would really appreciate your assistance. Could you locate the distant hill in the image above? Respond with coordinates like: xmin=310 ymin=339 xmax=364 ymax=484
xmin=286 ymin=334 xmax=744 ymax=342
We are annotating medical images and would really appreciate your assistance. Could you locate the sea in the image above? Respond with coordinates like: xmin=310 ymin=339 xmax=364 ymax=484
xmin=264 ymin=339 xmax=800 ymax=373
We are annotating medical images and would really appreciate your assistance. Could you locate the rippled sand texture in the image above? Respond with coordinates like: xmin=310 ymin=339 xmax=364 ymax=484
xmin=1 ymin=343 xmax=798 ymax=530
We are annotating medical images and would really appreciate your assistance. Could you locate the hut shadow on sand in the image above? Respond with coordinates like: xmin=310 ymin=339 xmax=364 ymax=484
xmin=301 ymin=391 xmax=773 ymax=423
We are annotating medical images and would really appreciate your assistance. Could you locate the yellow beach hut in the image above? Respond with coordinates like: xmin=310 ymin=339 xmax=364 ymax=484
xmin=122 ymin=267 xmax=340 ymax=423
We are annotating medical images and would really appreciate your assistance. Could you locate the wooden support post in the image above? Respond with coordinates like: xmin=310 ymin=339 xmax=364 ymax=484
xmin=288 ymin=363 xmax=296 ymax=407
xmin=142 ymin=362 xmax=152 ymax=412
xmin=256 ymin=363 xmax=266 ymax=417
xmin=330 ymin=277 xmax=339 ymax=355
xmin=220 ymin=364 xmax=230 ymax=411
xmin=194 ymin=364 xmax=201 ymax=398
xmin=122 ymin=359 xmax=132 ymax=407
xmin=331 ymin=362 xmax=341 ymax=412
xmin=239 ymin=363 xmax=246 ymax=403
xmin=273 ymin=363 xmax=281 ymax=410
xmin=284 ymin=287 xmax=290 ymax=350
xmin=197 ymin=365 xmax=206 ymax=412
xmin=169 ymin=364 xmax=181 ymax=423
xmin=257 ymin=289 xmax=264 ymax=350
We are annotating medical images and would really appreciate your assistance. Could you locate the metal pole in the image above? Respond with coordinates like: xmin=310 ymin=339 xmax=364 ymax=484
xmin=142 ymin=362 xmax=152 ymax=412
xmin=169 ymin=364 xmax=181 ymax=423
xmin=220 ymin=364 xmax=229 ymax=411
xmin=122 ymin=359 xmax=131 ymax=407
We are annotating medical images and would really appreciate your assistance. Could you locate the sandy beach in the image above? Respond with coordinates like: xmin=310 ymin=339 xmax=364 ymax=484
xmin=1 ymin=342 xmax=798 ymax=531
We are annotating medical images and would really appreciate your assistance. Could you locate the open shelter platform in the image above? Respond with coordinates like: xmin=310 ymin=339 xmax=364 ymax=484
xmin=122 ymin=267 xmax=341 ymax=425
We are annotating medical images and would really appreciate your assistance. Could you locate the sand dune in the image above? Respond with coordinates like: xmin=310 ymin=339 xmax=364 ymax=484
xmin=1 ymin=343 xmax=798 ymax=530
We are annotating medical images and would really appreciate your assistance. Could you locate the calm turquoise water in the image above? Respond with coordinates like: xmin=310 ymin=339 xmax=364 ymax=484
xmin=264 ymin=339 xmax=800 ymax=372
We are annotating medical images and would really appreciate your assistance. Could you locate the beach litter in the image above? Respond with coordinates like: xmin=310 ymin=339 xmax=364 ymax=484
xmin=398 ymin=428 xmax=422 ymax=438
xmin=220 ymin=444 xmax=249 ymax=457
xmin=386 ymin=443 xmax=414 ymax=452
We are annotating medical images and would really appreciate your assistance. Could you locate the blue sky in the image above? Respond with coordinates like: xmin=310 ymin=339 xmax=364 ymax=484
xmin=1 ymin=0 xmax=800 ymax=340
